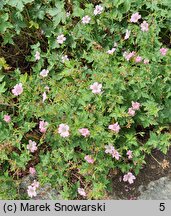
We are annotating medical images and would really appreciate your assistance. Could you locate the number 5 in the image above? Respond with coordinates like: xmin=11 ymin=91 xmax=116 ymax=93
xmin=159 ymin=203 xmax=165 ymax=211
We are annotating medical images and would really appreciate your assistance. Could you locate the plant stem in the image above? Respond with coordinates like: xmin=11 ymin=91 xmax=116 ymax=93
xmin=150 ymin=154 xmax=161 ymax=166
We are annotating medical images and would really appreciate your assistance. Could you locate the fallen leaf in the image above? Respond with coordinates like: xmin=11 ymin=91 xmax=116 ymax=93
xmin=161 ymin=159 xmax=170 ymax=169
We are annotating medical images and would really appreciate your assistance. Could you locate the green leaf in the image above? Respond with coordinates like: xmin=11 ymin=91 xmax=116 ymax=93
xmin=3 ymin=32 xmax=14 ymax=45
xmin=0 ymin=0 xmax=5 ymax=9
xmin=0 ymin=13 xmax=13 ymax=33
xmin=29 ymin=20 xmax=39 ymax=29
xmin=20 ymin=73 xmax=27 ymax=83
xmin=0 ymin=75 xmax=5 ymax=82
xmin=6 ymin=0 xmax=24 ymax=11
xmin=0 ymin=82 xmax=6 ymax=93
xmin=6 ymin=0 xmax=34 ymax=11
xmin=143 ymin=101 xmax=161 ymax=117
xmin=73 ymin=5 xmax=84 ymax=17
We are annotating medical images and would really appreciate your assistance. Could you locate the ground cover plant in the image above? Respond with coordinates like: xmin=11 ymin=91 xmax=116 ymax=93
xmin=0 ymin=0 xmax=171 ymax=199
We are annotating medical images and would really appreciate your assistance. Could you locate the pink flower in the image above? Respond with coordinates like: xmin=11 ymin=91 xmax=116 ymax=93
xmin=78 ymin=188 xmax=86 ymax=197
xmin=130 ymin=12 xmax=141 ymax=23
xmin=127 ymin=150 xmax=133 ymax=159
xmin=144 ymin=59 xmax=149 ymax=64
xmin=131 ymin=101 xmax=141 ymax=110
xmin=111 ymin=149 xmax=121 ymax=160
xmin=128 ymin=107 xmax=135 ymax=116
xmin=79 ymin=128 xmax=90 ymax=137
xmin=82 ymin=15 xmax=91 ymax=24
xmin=40 ymin=69 xmax=49 ymax=77
xmin=105 ymin=144 xmax=120 ymax=160
xmin=29 ymin=167 xmax=36 ymax=175
xmin=12 ymin=83 xmax=23 ymax=96
xmin=31 ymin=180 xmax=39 ymax=189
xmin=39 ymin=120 xmax=48 ymax=133
xmin=66 ymin=11 xmax=70 ymax=17
xmin=114 ymin=42 xmax=118 ymax=48
xmin=160 ymin=48 xmax=168 ymax=56
xmin=123 ymin=172 xmax=136 ymax=184
xmin=27 ymin=140 xmax=37 ymax=153
xmin=58 ymin=124 xmax=70 ymax=137
xmin=84 ymin=155 xmax=94 ymax=164
xmin=27 ymin=185 xmax=37 ymax=198
xmin=140 ymin=21 xmax=149 ymax=32
xmin=135 ymin=56 xmax=142 ymax=63
xmin=107 ymin=47 xmax=116 ymax=54
xmin=35 ymin=51 xmax=40 ymax=60
xmin=123 ymin=51 xmax=136 ymax=61
xmin=62 ymin=55 xmax=69 ymax=63
xmin=90 ymin=82 xmax=102 ymax=94
xmin=57 ymin=34 xmax=66 ymax=44
xmin=108 ymin=122 xmax=120 ymax=133
xmin=105 ymin=144 xmax=115 ymax=154
xmin=94 ymin=5 xmax=103 ymax=15
xmin=124 ymin=29 xmax=131 ymax=40
xmin=42 ymin=92 xmax=47 ymax=103
xmin=44 ymin=86 xmax=50 ymax=91
xmin=4 ymin=115 xmax=11 ymax=123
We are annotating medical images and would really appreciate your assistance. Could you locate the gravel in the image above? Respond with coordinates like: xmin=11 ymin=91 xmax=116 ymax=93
xmin=138 ymin=176 xmax=171 ymax=200
xmin=19 ymin=175 xmax=61 ymax=200
xmin=20 ymin=174 xmax=171 ymax=200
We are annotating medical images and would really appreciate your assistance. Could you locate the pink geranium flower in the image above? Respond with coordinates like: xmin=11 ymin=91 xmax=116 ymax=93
xmin=58 ymin=124 xmax=70 ymax=137
xmin=144 ymin=59 xmax=149 ymax=64
xmin=111 ymin=149 xmax=121 ymax=160
xmin=79 ymin=128 xmax=90 ymax=137
xmin=107 ymin=47 xmax=116 ymax=54
xmin=27 ymin=140 xmax=37 ymax=153
xmin=105 ymin=144 xmax=121 ymax=160
xmin=66 ymin=11 xmax=70 ymax=17
xmin=40 ymin=69 xmax=49 ymax=77
xmin=29 ymin=167 xmax=36 ymax=175
xmin=123 ymin=172 xmax=136 ymax=184
xmin=90 ymin=82 xmax=102 ymax=94
xmin=130 ymin=12 xmax=141 ymax=23
xmin=62 ymin=55 xmax=69 ymax=63
xmin=160 ymin=48 xmax=168 ymax=56
xmin=42 ymin=92 xmax=47 ymax=103
xmin=108 ymin=122 xmax=120 ymax=133
xmin=131 ymin=101 xmax=141 ymax=110
xmin=57 ymin=34 xmax=66 ymax=44
xmin=39 ymin=120 xmax=48 ymax=133
xmin=124 ymin=29 xmax=131 ymax=40
xmin=84 ymin=155 xmax=94 ymax=164
xmin=35 ymin=51 xmax=40 ymax=60
xmin=82 ymin=15 xmax=91 ymax=24
xmin=135 ymin=56 xmax=142 ymax=63
xmin=4 ymin=115 xmax=11 ymax=123
xmin=123 ymin=51 xmax=136 ymax=61
xmin=127 ymin=150 xmax=133 ymax=159
xmin=12 ymin=83 xmax=23 ymax=96
xmin=31 ymin=180 xmax=39 ymax=189
xmin=114 ymin=42 xmax=118 ymax=47
xmin=105 ymin=144 xmax=115 ymax=154
xmin=140 ymin=21 xmax=149 ymax=32
xmin=128 ymin=107 xmax=135 ymax=116
xmin=78 ymin=188 xmax=86 ymax=197
xmin=44 ymin=86 xmax=50 ymax=91
xmin=27 ymin=186 xmax=37 ymax=198
xmin=94 ymin=5 xmax=103 ymax=15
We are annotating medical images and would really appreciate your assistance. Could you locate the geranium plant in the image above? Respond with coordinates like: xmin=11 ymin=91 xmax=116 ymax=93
xmin=0 ymin=0 xmax=170 ymax=199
